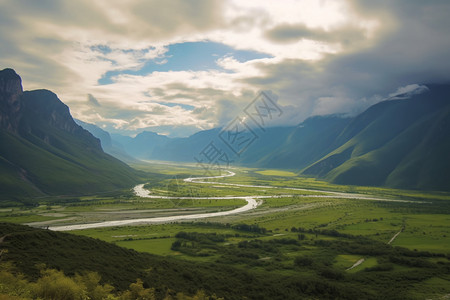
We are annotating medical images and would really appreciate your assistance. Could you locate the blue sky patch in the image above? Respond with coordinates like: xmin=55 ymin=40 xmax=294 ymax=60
xmin=97 ymin=41 xmax=271 ymax=85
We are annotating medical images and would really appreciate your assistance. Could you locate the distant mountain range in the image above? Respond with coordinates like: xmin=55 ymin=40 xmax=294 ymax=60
xmin=0 ymin=68 xmax=141 ymax=199
xmin=2 ymin=67 xmax=448 ymax=196
xmin=84 ymin=85 xmax=450 ymax=192
xmin=74 ymin=119 xmax=137 ymax=163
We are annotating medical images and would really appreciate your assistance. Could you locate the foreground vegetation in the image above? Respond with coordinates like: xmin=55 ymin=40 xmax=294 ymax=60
xmin=0 ymin=262 xmax=220 ymax=300
xmin=1 ymin=221 xmax=450 ymax=300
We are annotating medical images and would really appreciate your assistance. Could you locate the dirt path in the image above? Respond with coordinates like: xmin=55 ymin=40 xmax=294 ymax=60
xmin=346 ymin=227 xmax=405 ymax=271
xmin=346 ymin=258 xmax=365 ymax=270
xmin=0 ymin=235 xmax=8 ymax=259
xmin=388 ymin=227 xmax=404 ymax=244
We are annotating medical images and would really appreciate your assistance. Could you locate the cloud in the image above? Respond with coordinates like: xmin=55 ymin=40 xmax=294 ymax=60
xmin=264 ymin=23 xmax=366 ymax=47
xmin=87 ymin=94 xmax=101 ymax=107
xmin=388 ymin=84 xmax=429 ymax=100
xmin=1 ymin=0 xmax=450 ymax=137
xmin=240 ymin=0 xmax=450 ymax=119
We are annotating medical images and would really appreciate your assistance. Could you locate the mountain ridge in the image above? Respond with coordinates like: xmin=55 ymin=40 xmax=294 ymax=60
xmin=90 ymin=85 xmax=450 ymax=191
xmin=0 ymin=68 xmax=141 ymax=200
xmin=303 ymin=86 xmax=450 ymax=190
xmin=74 ymin=119 xmax=138 ymax=163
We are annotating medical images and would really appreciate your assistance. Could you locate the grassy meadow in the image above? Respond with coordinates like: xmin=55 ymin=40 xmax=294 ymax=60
xmin=1 ymin=161 xmax=450 ymax=299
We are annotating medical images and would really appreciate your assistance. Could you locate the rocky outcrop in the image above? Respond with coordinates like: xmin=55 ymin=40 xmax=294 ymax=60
xmin=0 ymin=68 xmax=23 ymax=133
xmin=0 ymin=68 xmax=101 ymax=150
xmin=0 ymin=68 xmax=139 ymax=197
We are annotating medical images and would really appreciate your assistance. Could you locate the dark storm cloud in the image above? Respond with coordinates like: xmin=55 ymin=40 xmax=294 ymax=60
xmin=265 ymin=23 xmax=365 ymax=46
xmin=328 ymin=0 xmax=450 ymax=92
xmin=249 ymin=0 xmax=450 ymax=120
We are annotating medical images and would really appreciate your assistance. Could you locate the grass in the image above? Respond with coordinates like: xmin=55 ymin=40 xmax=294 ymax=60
xmin=2 ymin=161 xmax=450 ymax=298
xmin=0 ymin=214 xmax=64 ymax=224
xmin=4 ymin=160 xmax=450 ymax=254
xmin=256 ymin=170 xmax=298 ymax=176
xmin=2 ymin=161 xmax=450 ymax=299
xmin=334 ymin=254 xmax=362 ymax=269
xmin=392 ymin=234 xmax=450 ymax=252
xmin=410 ymin=276 xmax=450 ymax=299
xmin=116 ymin=237 xmax=176 ymax=255
xmin=347 ymin=257 xmax=378 ymax=273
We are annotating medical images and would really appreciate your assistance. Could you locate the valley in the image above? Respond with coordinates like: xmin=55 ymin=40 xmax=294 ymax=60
xmin=1 ymin=161 xmax=450 ymax=299
xmin=2 ymin=1 xmax=450 ymax=298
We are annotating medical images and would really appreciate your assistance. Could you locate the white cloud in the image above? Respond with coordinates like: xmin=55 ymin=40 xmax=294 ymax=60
xmin=388 ymin=84 xmax=429 ymax=99
xmin=1 ymin=0 xmax=449 ymax=136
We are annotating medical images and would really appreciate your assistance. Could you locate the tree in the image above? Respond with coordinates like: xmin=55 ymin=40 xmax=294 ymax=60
xmin=75 ymin=271 xmax=114 ymax=300
xmin=33 ymin=269 xmax=85 ymax=300
xmin=120 ymin=279 xmax=155 ymax=300
xmin=0 ymin=262 xmax=33 ymax=299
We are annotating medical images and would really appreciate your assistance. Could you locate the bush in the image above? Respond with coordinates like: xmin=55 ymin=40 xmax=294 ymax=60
xmin=318 ymin=267 xmax=344 ymax=280
xmin=364 ymin=263 xmax=394 ymax=272
xmin=294 ymin=256 xmax=313 ymax=267
xmin=119 ymin=279 xmax=155 ymax=300
xmin=33 ymin=269 xmax=85 ymax=300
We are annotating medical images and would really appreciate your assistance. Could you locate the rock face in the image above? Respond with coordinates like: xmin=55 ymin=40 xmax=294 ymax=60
xmin=0 ymin=68 xmax=101 ymax=150
xmin=21 ymin=90 xmax=102 ymax=151
xmin=0 ymin=68 xmax=23 ymax=133
xmin=0 ymin=68 xmax=139 ymax=198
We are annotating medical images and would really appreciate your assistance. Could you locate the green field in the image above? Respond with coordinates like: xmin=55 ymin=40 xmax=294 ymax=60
xmin=256 ymin=170 xmax=298 ymax=177
xmin=1 ymin=161 xmax=450 ymax=299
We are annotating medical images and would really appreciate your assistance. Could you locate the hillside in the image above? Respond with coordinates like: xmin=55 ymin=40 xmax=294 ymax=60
xmin=255 ymin=116 xmax=352 ymax=169
xmin=74 ymin=119 xmax=137 ymax=163
xmin=303 ymin=85 xmax=450 ymax=191
xmin=0 ymin=68 xmax=141 ymax=199
xmin=3 ymin=222 xmax=448 ymax=299
xmin=0 ymin=222 xmax=364 ymax=299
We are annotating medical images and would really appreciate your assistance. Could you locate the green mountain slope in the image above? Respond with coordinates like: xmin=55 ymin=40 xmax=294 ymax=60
xmin=303 ymin=85 xmax=450 ymax=191
xmin=0 ymin=69 xmax=141 ymax=199
xmin=256 ymin=116 xmax=351 ymax=169
xmin=75 ymin=119 xmax=138 ymax=163
xmin=384 ymin=103 xmax=450 ymax=190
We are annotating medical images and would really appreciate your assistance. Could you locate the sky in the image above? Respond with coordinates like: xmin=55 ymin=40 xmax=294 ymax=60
xmin=1 ymin=0 xmax=450 ymax=137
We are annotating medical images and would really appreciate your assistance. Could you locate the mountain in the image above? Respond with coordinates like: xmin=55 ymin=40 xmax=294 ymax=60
xmin=74 ymin=119 xmax=113 ymax=149
xmin=116 ymin=84 xmax=450 ymax=191
xmin=111 ymin=128 xmax=223 ymax=162
xmin=124 ymin=131 xmax=170 ymax=159
xmin=113 ymin=126 xmax=295 ymax=166
xmin=65 ymin=77 xmax=450 ymax=192
xmin=303 ymin=85 xmax=450 ymax=191
xmin=74 ymin=119 xmax=138 ymax=163
xmin=150 ymin=128 xmax=222 ymax=162
xmin=255 ymin=116 xmax=352 ymax=169
xmin=0 ymin=68 xmax=141 ymax=199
